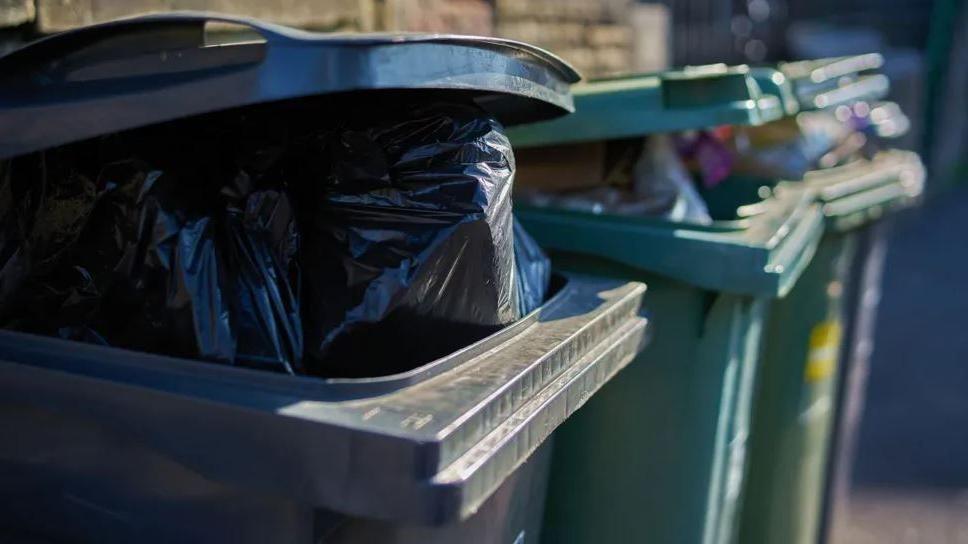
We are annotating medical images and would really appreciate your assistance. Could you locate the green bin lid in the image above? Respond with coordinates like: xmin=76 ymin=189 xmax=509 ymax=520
xmin=750 ymin=67 xmax=800 ymax=116
xmin=866 ymin=101 xmax=911 ymax=139
xmin=507 ymin=64 xmax=787 ymax=148
xmin=779 ymin=54 xmax=890 ymax=111
xmin=703 ymin=150 xmax=924 ymax=235
xmin=788 ymin=149 xmax=925 ymax=232
xmin=516 ymin=185 xmax=825 ymax=298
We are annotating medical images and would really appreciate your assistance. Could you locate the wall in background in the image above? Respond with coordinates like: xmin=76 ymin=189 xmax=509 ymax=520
xmin=0 ymin=0 xmax=672 ymax=77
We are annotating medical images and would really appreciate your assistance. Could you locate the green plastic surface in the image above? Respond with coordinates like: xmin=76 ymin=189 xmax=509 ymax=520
xmin=702 ymin=150 xmax=926 ymax=233
xmin=802 ymin=150 xmax=925 ymax=231
xmin=507 ymin=65 xmax=786 ymax=148
xmin=517 ymin=186 xmax=823 ymax=544
xmin=539 ymin=261 xmax=768 ymax=544
xmin=751 ymin=67 xmax=800 ymax=117
xmin=739 ymin=232 xmax=856 ymax=544
xmin=516 ymin=186 xmax=824 ymax=297
xmin=735 ymin=151 xmax=924 ymax=544
xmin=507 ymin=54 xmax=920 ymax=544
xmin=779 ymin=54 xmax=883 ymax=84
xmin=519 ymin=153 xmax=921 ymax=544
xmin=779 ymin=55 xmax=890 ymax=111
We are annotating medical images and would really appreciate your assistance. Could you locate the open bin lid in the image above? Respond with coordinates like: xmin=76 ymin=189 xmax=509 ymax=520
xmin=506 ymin=64 xmax=786 ymax=148
xmin=779 ymin=54 xmax=890 ymax=111
xmin=516 ymin=186 xmax=825 ymax=298
xmin=0 ymin=274 xmax=647 ymax=525
xmin=0 ymin=12 xmax=580 ymax=160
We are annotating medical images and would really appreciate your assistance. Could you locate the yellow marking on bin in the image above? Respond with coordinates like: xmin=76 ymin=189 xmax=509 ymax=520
xmin=804 ymin=320 xmax=842 ymax=382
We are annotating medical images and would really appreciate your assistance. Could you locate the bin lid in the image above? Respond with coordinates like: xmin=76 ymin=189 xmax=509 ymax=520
xmin=750 ymin=67 xmax=800 ymax=116
xmin=791 ymin=149 xmax=925 ymax=232
xmin=0 ymin=274 xmax=647 ymax=525
xmin=506 ymin=64 xmax=786 ymax=148
xmin=517 ymin=186 xmax=825 ymax=298
xmin=779 ymin=54 xmax=890 ymax=111
xmin=865 ymin=101 xmax=911 ymax=139
xmin=0 ymin=12 xmax=580 ymax=161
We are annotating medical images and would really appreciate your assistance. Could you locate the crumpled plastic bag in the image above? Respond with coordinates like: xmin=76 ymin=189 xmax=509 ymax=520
xmin=513 ymin=218 xmax=551 ymax=316
xmin=1 ymin=153 xmax=304 ymax=374
xmin=631 ymin=135 xmax=712 ymax=224
xmin=298 ymin=102 xmax=543 ymax=377
xmin=0 ymin=100 xmax=550 ymax=378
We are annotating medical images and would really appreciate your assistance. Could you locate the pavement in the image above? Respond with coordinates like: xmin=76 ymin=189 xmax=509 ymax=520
xmin=832 ymin=183 xmax=968 ymax=543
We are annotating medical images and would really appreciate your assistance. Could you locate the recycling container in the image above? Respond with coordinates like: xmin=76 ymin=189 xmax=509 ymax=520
xmin=733 ymin=152 xmax=924 ymax=544
xmin=0 ymin=14 xmax=651 ymax=544
xmin=506 ymin=66 xmax=825 ymax=544
xmin=724 ymin=56 xmax=926 ymax=544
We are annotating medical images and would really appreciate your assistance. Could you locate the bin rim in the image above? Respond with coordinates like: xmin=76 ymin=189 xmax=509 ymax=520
xmin=516 ymin=186 xmax=825 ymax=297
xmin=507 ymin=63 xmax=786 ymax=148
xmin=778 ymin=54 xmax=890 ymax=111
xmin=802 ymin=150 xmax=925 ymax=231
xmin=715 ymin=150 xmax=925 ymax=233
xmin=0 ymin=274 xmax=648 ymax=525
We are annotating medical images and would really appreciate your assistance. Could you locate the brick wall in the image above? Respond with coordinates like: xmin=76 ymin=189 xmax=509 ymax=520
xmin=380 ymin=0 xmax=493 ymax=35
xmin=0 ymin=0 xmax=33 ymax=27
xmin=0 ymin=0 xmax=659 ymax=78
xmin=493 ymin=0 xmax=635 ymax=77
xmin=0 ymin=0 xmax=376 ymax=36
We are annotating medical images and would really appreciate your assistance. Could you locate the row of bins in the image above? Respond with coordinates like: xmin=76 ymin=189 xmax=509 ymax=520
xmin=0 ymin=12 xmax=924 ymax=544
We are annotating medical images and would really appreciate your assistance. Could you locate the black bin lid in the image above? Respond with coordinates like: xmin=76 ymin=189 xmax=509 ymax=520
xmin=0 ymin=12 xmax=580 ymax=160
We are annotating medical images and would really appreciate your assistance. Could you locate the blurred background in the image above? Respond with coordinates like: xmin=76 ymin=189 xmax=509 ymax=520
xmin=0 ymin=0 xmax=963 ymax=541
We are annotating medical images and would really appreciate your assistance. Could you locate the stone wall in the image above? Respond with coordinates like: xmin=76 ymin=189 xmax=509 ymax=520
xmin=380 ymin=0 xmax=493 ymax=36
xmin=493 ymin=0 xmax=634 ymax=77
xmin=32 ymin=0 xmax=374 ymax=32
xmin=0 ymin=0 xmax=667 ymax=77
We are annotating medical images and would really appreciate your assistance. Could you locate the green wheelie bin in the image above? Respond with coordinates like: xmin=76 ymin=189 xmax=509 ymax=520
xmin=717 ymin=56 xmax=927 ymax=544
xmin=506 ymin=66 xmax=825 ymax=544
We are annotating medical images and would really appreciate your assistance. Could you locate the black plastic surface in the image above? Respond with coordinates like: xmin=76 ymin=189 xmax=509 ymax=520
xmin=0 ymin=12 xmax=580 ymax=161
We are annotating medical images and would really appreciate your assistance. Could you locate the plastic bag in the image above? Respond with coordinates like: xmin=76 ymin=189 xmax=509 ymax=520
xmin=299 ymin=102 xmax=544 ymax=377
xmin=1 ymin=154 xmax=303 ymax=374
xmin=0 ymin=148 xmax=100 ymax=317
xmin=513 ymin=218 xmax=551 ymax=316
xmin=0 ymin=100 xmax=549 ymax=378
xmin=631 ymin=135 xmax=712 ymax=224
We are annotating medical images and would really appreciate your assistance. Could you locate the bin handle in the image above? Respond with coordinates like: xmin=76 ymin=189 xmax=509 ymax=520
xmin=0 ymin=12 xmax=312 ymax=78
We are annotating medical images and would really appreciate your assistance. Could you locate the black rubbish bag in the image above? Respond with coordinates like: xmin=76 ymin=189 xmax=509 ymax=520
xmin=513 ymin=217 xmax=550 ymax=317
xmin=0 ymin=151 xmax=303 ymax=374
xmin=0 ymin=99 xmax=550 ymax=378
xmin=299 ymin=102 xmax=549 ymax=377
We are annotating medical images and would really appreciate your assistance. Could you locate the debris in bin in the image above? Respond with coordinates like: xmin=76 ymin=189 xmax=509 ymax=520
xmin=675 ymin=128 xmax=734 ymax=189
xmin=632 ymin=136 xmax=712 ymax=224
xmin=727 ymin=110 xmax=856 ymax=180
xmin=517 ymin=135 xmax=712 ymax=224
xmin=0 ymin=100 xmax=550 ymax=378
